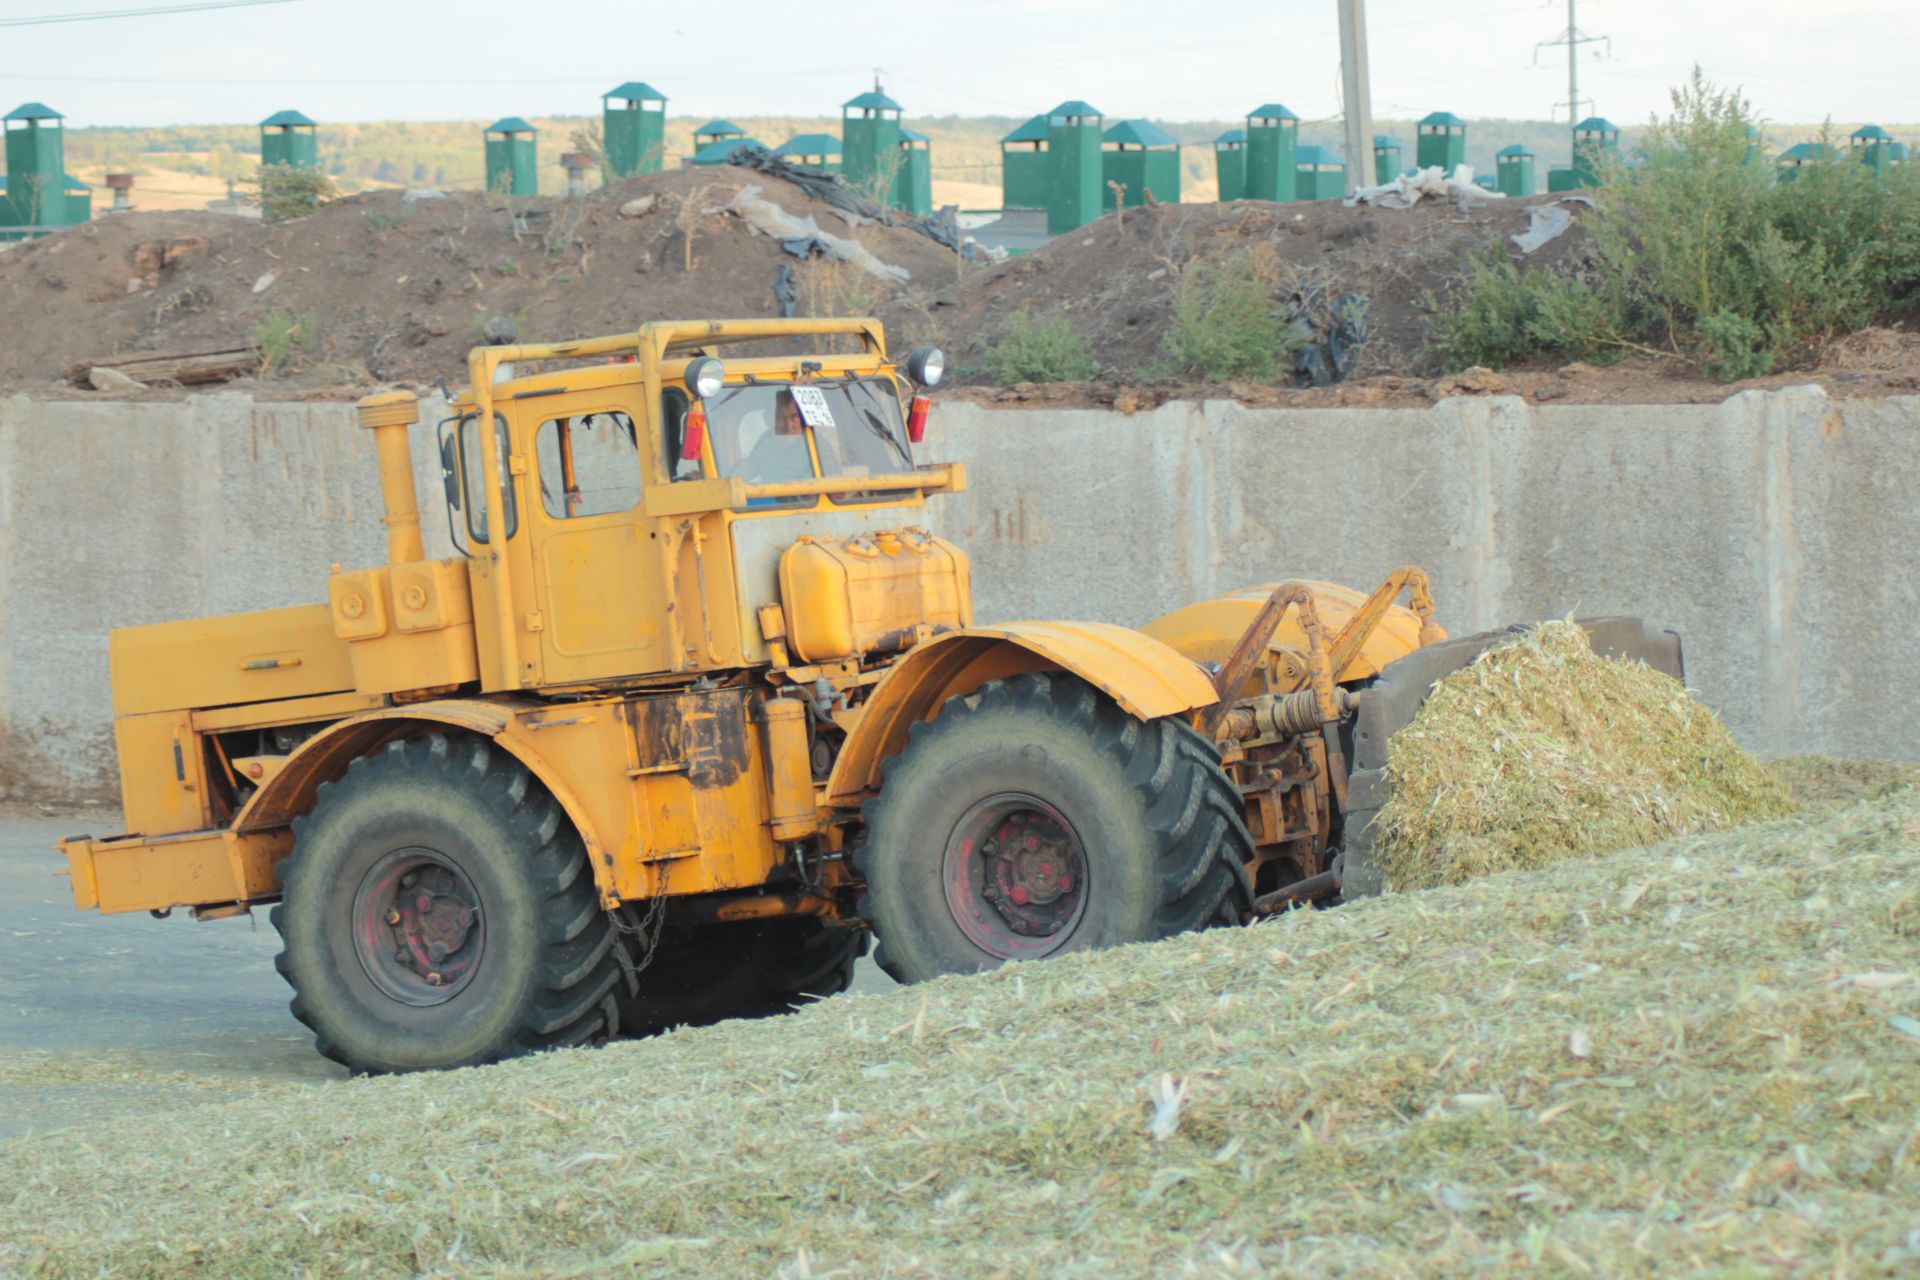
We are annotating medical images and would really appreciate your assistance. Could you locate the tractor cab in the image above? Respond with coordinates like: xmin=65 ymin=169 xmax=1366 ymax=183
xmin=433 ymin=320 xmax=968 ymax=695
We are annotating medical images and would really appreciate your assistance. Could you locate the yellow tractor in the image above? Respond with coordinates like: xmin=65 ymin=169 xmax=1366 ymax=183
xmin=59 ymin=318 xmax=1679 ymax=1073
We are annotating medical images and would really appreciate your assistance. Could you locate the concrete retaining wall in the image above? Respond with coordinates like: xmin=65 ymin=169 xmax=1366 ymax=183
xmin=2 ymin=386 xmax=1915 ymax=805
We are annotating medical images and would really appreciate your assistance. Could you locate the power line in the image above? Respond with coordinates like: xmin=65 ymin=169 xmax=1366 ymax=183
xmin=0 ymin=0 xmax=295 ymax=27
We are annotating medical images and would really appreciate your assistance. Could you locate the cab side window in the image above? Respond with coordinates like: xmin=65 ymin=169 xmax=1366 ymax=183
xmin=459 ymin=412 xmax=518 ymax=544
xmin=533 ymin=412 xmax=641 ymax=519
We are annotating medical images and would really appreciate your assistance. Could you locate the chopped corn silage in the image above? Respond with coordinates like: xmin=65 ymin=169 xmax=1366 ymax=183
xmin=1374 ymin=620 xmax=1796 ymax=891
xmin=4 ymin=784 xmax=1920 ymax=1279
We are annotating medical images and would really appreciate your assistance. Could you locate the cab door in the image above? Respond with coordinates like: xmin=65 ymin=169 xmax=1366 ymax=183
xmin=517 ymin=396 xmax=675 ymax=684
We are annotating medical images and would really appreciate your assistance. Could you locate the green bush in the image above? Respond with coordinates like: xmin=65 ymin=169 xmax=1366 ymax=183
xmin=1427 ymin=243 xmax=1622 ymax=370
xmin=255 ymin=163 xmax=337 ymax=222
xmin=1431 ymin=70 xmax=1920 ymax=380
xmin=252 ymin=309 xmax=319 ymax=376
xmin=1160 ymin=253 xmax=1297 ymax=382
xmin=980 ymin=311 xmax=1098 ymax=385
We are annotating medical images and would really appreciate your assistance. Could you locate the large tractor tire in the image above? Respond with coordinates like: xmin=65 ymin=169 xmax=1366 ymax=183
xmin=615 ymin=916 xmax=866 ymax=1035
xmin=854 ymin=672 xmax=1253 ymax=984
xmin=271 ymin=734 xmax=628 ymax=1074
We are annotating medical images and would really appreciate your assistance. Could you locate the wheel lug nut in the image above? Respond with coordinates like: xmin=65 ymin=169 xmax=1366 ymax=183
xmin=386 ymin=909 xmax=401 ymax=925
xmin=395 ymin=948 xmax=410 ymax=963
xmin=426 ymin=971 xmax=444 ymax=986
xmin=401 ymin=873 xmax=416 ymax=888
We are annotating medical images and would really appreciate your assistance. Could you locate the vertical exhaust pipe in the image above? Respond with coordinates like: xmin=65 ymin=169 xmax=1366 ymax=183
xmin=357 ymin=390 xmax=425 ymax=566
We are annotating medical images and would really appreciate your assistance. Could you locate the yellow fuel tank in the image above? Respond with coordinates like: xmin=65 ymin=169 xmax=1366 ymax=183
xmin=778 ymin=529 xmax=972 ymax=663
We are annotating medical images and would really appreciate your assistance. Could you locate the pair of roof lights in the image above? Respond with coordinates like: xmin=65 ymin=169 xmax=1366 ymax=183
xmin=681 ymin=345 xmax=945 ymax=402
xmin=678 ymin=346 xmax=945 ymax=463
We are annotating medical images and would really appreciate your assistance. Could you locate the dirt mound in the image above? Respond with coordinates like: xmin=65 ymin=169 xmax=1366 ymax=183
xmin=6 ymin=176 xmax=1917 ymax=406
xmin=926 ymin=192 xmax=1561 ymax=383
xmin=0 ymin=168 xmax=961 ymax=393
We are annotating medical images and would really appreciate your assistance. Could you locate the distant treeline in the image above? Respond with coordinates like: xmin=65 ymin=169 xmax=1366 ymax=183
xmin=58 ymin=114 xmax=1912 ymax=201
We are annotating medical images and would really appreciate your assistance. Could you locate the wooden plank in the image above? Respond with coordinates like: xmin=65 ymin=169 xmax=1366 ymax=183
xmin=68 ymin=343 xmax=262 ymax=386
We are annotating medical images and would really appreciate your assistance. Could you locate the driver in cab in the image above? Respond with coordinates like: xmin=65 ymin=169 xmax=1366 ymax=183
xmin=743 ymin=386 xmax=840 ymax=483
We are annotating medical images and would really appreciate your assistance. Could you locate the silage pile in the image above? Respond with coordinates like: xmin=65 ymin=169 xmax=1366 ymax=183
xmin=4 ymin=784 xmax=1920 ymax=1278
xmin=1375 ymin=620 xmax=1796 ymax=891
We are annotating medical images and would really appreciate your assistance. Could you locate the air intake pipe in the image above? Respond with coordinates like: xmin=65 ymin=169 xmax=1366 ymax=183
xmin=356 ymin=390 xmax=425 ymax=566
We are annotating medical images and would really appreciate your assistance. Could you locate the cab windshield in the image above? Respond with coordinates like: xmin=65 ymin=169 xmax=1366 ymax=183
xmin=706 ymin=377 xmax=912 ymax=507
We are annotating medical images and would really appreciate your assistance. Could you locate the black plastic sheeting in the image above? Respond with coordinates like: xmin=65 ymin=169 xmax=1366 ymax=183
xmin=772 ymin=263 xmax=798 ymax=318
xmin=1287 ymin=287 xmax=1371 ymax=387
xmin=779 ymin=235 xmax=831 ymax=260
xmin=727 ymin=143 xmax=973 ymax=257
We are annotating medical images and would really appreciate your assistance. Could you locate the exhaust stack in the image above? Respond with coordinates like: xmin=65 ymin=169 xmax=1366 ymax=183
xmin=357 ymin=390 xmax=425 ymax=565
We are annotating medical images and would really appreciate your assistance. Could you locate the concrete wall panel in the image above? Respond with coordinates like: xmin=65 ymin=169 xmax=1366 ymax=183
xmin=2 ymin=386 xmax=1914 ymax=806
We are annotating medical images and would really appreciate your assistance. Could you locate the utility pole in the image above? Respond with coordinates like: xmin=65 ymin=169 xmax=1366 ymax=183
xmin=1534 ymin=0 xmax=1610 ymax=124
xmin=1337 ymin=0 xmax=1373 ymax=197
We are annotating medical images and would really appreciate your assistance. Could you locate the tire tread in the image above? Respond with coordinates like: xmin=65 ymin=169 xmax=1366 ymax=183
xmin=852 ymin=673 xmax=1252 ymax=984
xmin=271 ymin=732 xmax=625 ymax=1073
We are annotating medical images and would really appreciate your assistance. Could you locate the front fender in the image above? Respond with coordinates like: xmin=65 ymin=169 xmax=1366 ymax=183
xmin=826 ymin=622 xmax=1217 ymax=805
xmin=233 ymin=698 xmax=621 ymax=906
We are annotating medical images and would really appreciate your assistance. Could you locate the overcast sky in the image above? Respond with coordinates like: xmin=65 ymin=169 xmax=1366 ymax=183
xmin=2 ymin=0 xmax=1913 ymax=130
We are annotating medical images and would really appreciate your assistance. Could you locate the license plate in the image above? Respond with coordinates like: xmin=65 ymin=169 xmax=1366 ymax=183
xmin=791 ymin=385 xmax=835 ymax=428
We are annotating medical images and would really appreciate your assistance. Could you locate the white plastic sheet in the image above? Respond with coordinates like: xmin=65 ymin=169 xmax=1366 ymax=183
xmin=1343 ymin=165 xmax=1504 ymax=211
xmin=1511 ymin=205 xmax=1574 ymax=254
xmin=710 ymin=185 xmax=910 ymax=283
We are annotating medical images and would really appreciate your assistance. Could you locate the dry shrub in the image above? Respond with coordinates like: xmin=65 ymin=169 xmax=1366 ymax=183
xmin=1376 ymin=620 xmax=1795 ymax=890
xmin=801 ymin=259 xmax=888 ymax=321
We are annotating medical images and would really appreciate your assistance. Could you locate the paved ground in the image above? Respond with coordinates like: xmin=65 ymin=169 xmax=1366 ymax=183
xmin=0 ymin=811 xmax=894 ymax=1142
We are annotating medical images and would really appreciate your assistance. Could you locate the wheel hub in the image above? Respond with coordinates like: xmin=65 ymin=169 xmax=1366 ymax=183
xmin=397 ymin=869 xmax=478 ymax=968
xmin=981 ymin=813 xmax=1081 ymax=935
xmin=942 ymin=794 xmax=1089 ymax=959
xmin=353 ymin=850 xmax=485 ymax=1006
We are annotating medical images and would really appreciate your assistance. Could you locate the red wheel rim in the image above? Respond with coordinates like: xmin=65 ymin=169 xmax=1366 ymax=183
xmin=941 ymin=792 xmax=1090 ymax=960
xmin=351 ymin=848 xmax=485 ymax=1007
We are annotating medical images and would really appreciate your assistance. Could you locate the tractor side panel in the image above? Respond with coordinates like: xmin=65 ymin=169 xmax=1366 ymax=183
xmin=493 ymin=690 xmax=785 ymax=905
xmin=114 ymin=710 xmax=211 ymax=835
xmin=111 ymin=604 xmax=356 ymax=716
xmin=614 ymin=686 xmax=783 ymax=900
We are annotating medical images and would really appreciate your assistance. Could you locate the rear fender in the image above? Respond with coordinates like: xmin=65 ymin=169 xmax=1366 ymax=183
xmin=233 ymin=698 xmax=620 ymax=906
xmin=826 ymin=622 xmax=1217 ymax=805
xmin=1140 ymin=580 xmax=1438 ymax=689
